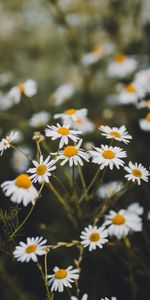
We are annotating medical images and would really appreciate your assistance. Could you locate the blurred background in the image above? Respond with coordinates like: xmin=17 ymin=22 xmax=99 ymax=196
xmin=0 ymin=0 xmax=150 ymax=300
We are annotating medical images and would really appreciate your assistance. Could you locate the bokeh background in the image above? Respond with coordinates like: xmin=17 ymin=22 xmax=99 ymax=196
xmin=0 ymin=1 xmax=150 ymax=300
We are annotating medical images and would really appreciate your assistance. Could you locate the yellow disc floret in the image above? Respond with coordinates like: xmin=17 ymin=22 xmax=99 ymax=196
xmin=112 ymin=214 xmax=126 ymax=225
xmin=18 ymin=84 xmax=25 ymax=94
xmin=109 ymin=131 xmax=121 ymax=138
xmin=102 ymin=150 xmax=115 ymax=159
xmin=55 ymin=269 xmax=67 ymax=279
xmin=26 ymin=244 xmax=37 ymax=253
xmin=126 ymin=84 xmax=136 ymax=93
xmin=57 ymin=127 xmax=70 ymax=135
xmin=64 ymin=109 xmax=76 ymax=115
xmin=64 ymin=145 xmax=78 ymax=157
xmin=15 ymin=174 xmax=32 ymax=189
xmin=89 ymin=232 xmax=100 ymax=242
xmin=36 ymin=164 xmax=47 ymax=175
xmin=132 ymin=169 xmax=142 ymax=177
xmin=114 ymin=53 xmax=126 ymax=62
xmin=146 ymin=112 xmax=150 ymax=122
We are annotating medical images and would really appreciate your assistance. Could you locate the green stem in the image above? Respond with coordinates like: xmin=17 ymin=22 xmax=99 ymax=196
xmin=9 ymin=183 xmax=44 ymax=239
xmin=37 ymin=261 xmax=53 ymax=300
xmin=79 ymin=167 xmax=101 ymax=203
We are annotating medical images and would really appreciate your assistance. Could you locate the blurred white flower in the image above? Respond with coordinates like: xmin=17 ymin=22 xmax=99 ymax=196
xmin=80 ymin=225 xmax=108 ymax=251
xmin=13 ymin=237 xmax=47 ymax=262
xmin=72 ymin=117 xmax=95 ymax=134
xmin=51 ymin=83 xmax=74 ymax=106
xmin=71 ymin=294 xmax=88 ymax=300
xmin=136 ymin=98 xmax=150 ymax=109
xmin=101 ymin=298 xmax=117 ymax=300
xmin=0 ymin=131 xmax=18 ymax=155
xmin=48 ymin=266 xmax=79 ymax=292
xmin=0 ymin=91 xmax=14 ymax=111
xmin=124 ymin=162 xmax=149 ymax=185
xmin=1 ymin=174 xmax=38 ymax=206
xmin=118 ymin=83 xmax=145 ymax=105
xmin=139 ymin=112 xmax=150 ymax=131
xmin=127 ymin=203 xmax=144 ymax=216
xmin=29 ymin=111 xmax=50 ymax=127
xmin=97 ymin=181 xmax=123 ymax=199
xmin=8 ymin=79 xmax=37 ymax=104
xmin=11 ymin=146 xmax=31 ymax=173
xmin=107 ymin=53 xmax=138 ymax=79
xmin=99 ymin=125 xmax=132 ymax=144
xmin=134 ymin=69 xmax=150 ymax=92
xmin=54 ymin=108 xmax=87 ymax=124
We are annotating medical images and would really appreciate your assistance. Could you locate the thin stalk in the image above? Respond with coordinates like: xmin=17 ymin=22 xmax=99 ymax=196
xmin=78 ymin=164 xmax=88 ymax=198
xmin=37 ymin=261 xmax=52 ymax=300
xmin=79 ymin=167 xmax=101 ymax=203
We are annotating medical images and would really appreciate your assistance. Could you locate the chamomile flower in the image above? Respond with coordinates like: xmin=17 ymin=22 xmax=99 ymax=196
xmin=1 ymin=174 xmax=38 ymax=206
xmin=97 ymin=181 xmax=123 ymax=199
xmin=11 ymin=146 xmax=31 ymax=173
xmin=0 ymin=131 xmax=19 ymax=155
xmin=134 ymin=69 xmax=150 ymax=92
xmin=8 ymin=79 xmax=37 ymax=104
xmin=45 ymin=123 xmax=81 ymax=148
xmin=51 ymin=83 xmax=74 ymax=106
xmin=136 ymin=97 xmax=150 ymax=109
xmin=71 ymin=294 xmax=88 ymax=300
xmin=124 ymin=161 xmax=149 ymax=185
xmin=127 ymin=203 xmax=144 ymax=216
xmin=72 ymin=117 xmax=95 ymax=134
xmin=89 ymin=145 xmax=127 ymax=170
xmin=55 ymin=139 xmax=89 ymax=167
xmin=0 ymin=91 xmax=14 ymax=111
xmin=13 ymin=237 xmax=47 ymax=262
xmin=118 ymin=83 xmax=145 ymax=105
xmin=99 ymin=125 xmax=132 ymax=144
xmin=27 ymin=155 xmax=56 ymax=183
xmin=82 ymin=45 xmax=105 ymax=66
xmin=80 ymin=225 xmax=108 ymax=251
xmin=107 ymin=53 xmax=138 ymax=79
xmin=29 ymin=111 xmax=50 ymax=128
xmin=48 ymin=266 xmax=79 ymax=292
xmin=54 ymin=108 xmax=87 ymax=125
xmin=139 ymin=112 xmax=150 ymax=131
xmin=104 ymin=209 xmax=142 ymax=239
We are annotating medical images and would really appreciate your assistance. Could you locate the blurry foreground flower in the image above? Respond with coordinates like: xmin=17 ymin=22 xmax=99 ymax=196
xmin=134 ymin=69 xmax=150 ymax=92
xmin=97 ymin=181 xmax=123 ymax=199
xmin=11 ymin=146 xmax=31 ymax=173
xmin=99 ymin=125 xmax=132 ymax=144
xmin=139 ymin=112 xmax=150 ymax=131
xmin=45 ymin=123 xmax=81 ymax=148
xmin=55 ymin=139 xmax=89 ymax=167
xmin=9 ymin=79 xmax=37 ymax=104
xmin=124 ymin=162 xmax=149 ymax=185
xmin=54 ymin=108 xmax=87 ymax=124
xmin=90 ymin=145 xmax=127 ymax=169
xmin=127 ymin=203 xmax=144 ymax=216
xmin=71 ymin=295 xmax=88 ymax=300
xmin=72 ymin=117 xmax=95 ymax=134
xmin=104 ymin=209 xmax=142 ymax=239
xmin=48 ymin=266 xmax=79 ymax=292
xmin=118 ymin=83 xmax=145 ymax=105
xmin=29 ymin=111 xmax=50 ymax=128
xmin=0 ymin=131 xmax=18 ymax=155
xmin=13 ymin=237 xmax=47 ymax=262
xmin=82 ymin=45 xmax=105 ymax=66
xmin=1 ymin=174 xmax=38 ymax=206
xmin=0 ymin=91 xmax=14 ymax=111
xmin=80 ymin=225 xmax=108 ymax=251
xmin=27 ymin=155 xmax=56 ymax=183
xmin=107 ymin=53 xmax=138 ymax=79
xmin=51 ymin=83 xmax=74 ymax=106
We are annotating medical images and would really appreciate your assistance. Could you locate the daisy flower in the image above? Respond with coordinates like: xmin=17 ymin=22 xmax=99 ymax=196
xmin=71 ymin=117 xmax=95 ymax=134
xmin=127 ymin=203 xmax=144 ymax=216
xmin=0 ymin=91 xmax=14 ymax=111
xmin=45 ymin=123 xmax=81 ymax=149
xmin=80 ymin=225 xmax=108 ymax=251
xmin=118 ymin=83 xmax=145 ymax=105
xmin=82 ymin=43 xmax=113 ymax=66
xmin=29 ymin=111 xmax=50 ymax=128
xmin=124 ymin=162 xmax=149 ymax=185
xmin=11 ymin=146 xmax=31 ymax=173
xmin=55 ymin=139 xmax=89 ymax=167
xmin=99 ymin=125 xmax=132 ymax=144
xmin=0 ymin=131 xmax=19 ymax=155
xmin=134 ymin=69 xmax=150 ymax=92
xmin=51 ymin=83 xmax=74 ymax=106
xmin=107 ymin=53 xmax=138 ymax=79
xmin=89 ymin=145 xmax=127 ymax=169
xmin=1 ymin=174 xmax=38 ymax=206
xmin=8 ymin=79 xmax=37 ymax=104
xmin=48 ymin=266 xmax=79 ymax=292
xmin=27 ymin=155 xmax=56 ymax=183
xmin=13 ymin=237 xmax=47 ymax=262
xmin=139 ymin=112 xmax=150 ymax=131
xmin=104 ymin=209 xmax=142 ymax=239
xmin=71 ymin=294 xmax=88 ymax=300
xmin=54 ymin=108 xmax=87 ymax=125
xmin=136 ymin=98 xmax=150 ymax=109
xmin=97 ymin=181 xmax=123 ymax=199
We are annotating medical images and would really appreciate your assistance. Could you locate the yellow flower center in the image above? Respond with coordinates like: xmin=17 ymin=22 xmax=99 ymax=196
xmin=64 ymin=145 xmax=78 ymax=157
xmin=64 ymin=108 xmax=77 ymax=115
xmin=112 ymin=214 xmax=126 ymax=225
xmin=15 ymin=174 xmax=32 ymax=189
xmin=114 ymin=53 xmax=126 ymax=62
xmin=75 ymin=118 xmax=83 ymax=124
xmin=126 ymin=84 xmax=136 ymax=93
xmin=26 ymin=244 xmax=37 ymax=253
xmin=18 ymin=84 xmax=25 ymax=94
xmin=57 ymin=127 xmax=70 ymax=135
xmin=55 ymin=269 xmax=67 ymax=279
xmin=109 ymin=131 xmax=121 ymax=138
xmin=89 ymin=232 xmax=100 ymax=242
xmin=36 ymin=164 xmax=47 ymax=175
xmin=144 ymin=99 xmax=150 ymax=104
xmin=132 ymin=169 xmax=142 ymax=177
xmin=145 ymin=112 xmax=150 ymax=122
xmin=102 ymin=150 xmax=115 ymax=159
xmin=92 ymin=46 xmax=103 ymax=54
